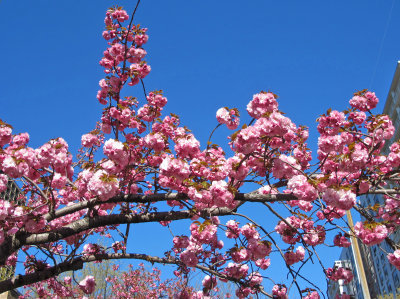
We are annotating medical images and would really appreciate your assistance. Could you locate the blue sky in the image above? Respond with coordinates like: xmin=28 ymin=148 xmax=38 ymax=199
xmin=1 ymin=0 xmax=400 ymax=296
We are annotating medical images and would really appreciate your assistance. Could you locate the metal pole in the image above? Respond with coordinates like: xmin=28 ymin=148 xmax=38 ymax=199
xmin=346 ymin=210 xmax=371 ymax=299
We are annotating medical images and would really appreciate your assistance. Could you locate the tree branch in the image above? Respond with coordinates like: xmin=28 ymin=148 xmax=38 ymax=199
xmin=0 ymin=252 xmax=272 ymax=297
xmin=44 ymin=192 xmax=297 ymax=222
xmin=43 ymin=188 xmax=397 ymax=223
xmin=1 ymin=188 xmax=396 ymax=291
xmin=0 ymin=207 xmax=234 ymax=266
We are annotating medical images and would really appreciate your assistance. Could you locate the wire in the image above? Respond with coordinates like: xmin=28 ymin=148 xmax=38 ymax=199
xmin=369 ymin=0 xmax=396 ymax=89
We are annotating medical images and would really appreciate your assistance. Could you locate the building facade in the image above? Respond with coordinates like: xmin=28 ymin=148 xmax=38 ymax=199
xmin=366 ymin=61 xmax=400 ymax=297
xmin=362 ymin=193 xmax=400 ymax=297
xmin=383 ymin=61 xmax=400 ymax=146
xmin=327 ymin=237 xmax=380 ymax=299
xmin=328 ymin=62 xmax=400 ymax=298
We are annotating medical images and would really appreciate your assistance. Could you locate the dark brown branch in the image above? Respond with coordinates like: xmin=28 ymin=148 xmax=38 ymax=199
xmin=43 ymin=193 xmax=189 ymax=221
xmin=0 ymin=253 xmax=271 ymax=297
xmin=0 ymin=256 xmax=84 ymax=294
xmin=44 ymin=192 xmax=297 ymax=222
xmin=0 ymin=207 xmax=234 ymax=266
xmin=1 ymin=188 xmax=398 ymax=291
xmin=44 ymin=188 xmax=398 ymax=223
xmin=0 ymin=253 xmax=180 ymax=294
xmin=39 ymin=208 xmax=232 ymax=246
xmin=365 ymin=189 xmax=400 ymax=195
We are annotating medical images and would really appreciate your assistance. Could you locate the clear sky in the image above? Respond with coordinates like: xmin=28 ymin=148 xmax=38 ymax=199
xmin=1 ymin=0 xmax=400 ymax=296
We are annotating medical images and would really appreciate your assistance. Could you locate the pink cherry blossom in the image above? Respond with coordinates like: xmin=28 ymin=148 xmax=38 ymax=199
xmin=225 ymin=220 xmax=240 ymax=239
xmin=12 ymin=133 xmax=29 ymax=146
xmin=79 ymin=276 xmax=96 ymax=294
xmin=303 ymin=291 xmax=320 ymax=299
xmin=317 ymin=110 xmax=346 ymax=136
xmin=287 ymin=175 xmax=318 ymax=201
xmin=103 ymin=139 xmax=129 ymax=167
xmin=173 ymin=236 xmax=190 ymax=249
xmin=387 ymin=249 xmax=400 ymax=270
xmin=272 ymin=155 xmax=301 ymax=179
xmin=209 ymin=180 xmax=235 ymax=208
xmin=284 ymin=246 xmax=305 ymax=265
xmin=247 ymin=92 xmax=278 ymax=119
xmin=322 ymin=189 xmax=356 ymax=210
xmin=224 ymin=263 xmax=249 ymax=279
xmin=231 ymin=247 xmax=250 ymax=263
xmin=232 ymin=125 xmax=260 ymax=154
xmin=180 ymin=250 xmax=198 ymax=267
xmin=354 ymin=221 xmax=388 ymax=246
xmin=135 ymin=34 xmax=148 ymax=46
xmin=255 ymin=258 xmax=271 ymax=270
xmin=326 ymin=267 xmax=353 ymax=284
xmin=159 ymin=155 xmax=190 ymax=183
xmin=333 ymin=234 xmax=351 ymax=248
xmin=143 ymin=133 xmax=166 ymax=152
xmin=87 ymin=170 xmax=119 ymax=201
xmin=216 ymin=107 xmax=240 ymax=129
xmin=248 ymin=271 xmax=262 ymax=287
xmin=81 ymin=133 xmax=100 ymax=148
xmin=0 ymin=126 xmax=12 ymax=147
xmin=174 ymin=134 xmax=200 ymax=159
xmin=272 ymin=284 xmax=288 ymax=299
xmin=202 ymin=275 xmax=217 ymax=289
xmin=0 ymin=174 xmax=8 ymax=192
xmin=349 ymin=91 xmax=379 ymax=112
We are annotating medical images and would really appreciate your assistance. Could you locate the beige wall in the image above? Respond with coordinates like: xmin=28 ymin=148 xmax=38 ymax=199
xmin=0 ymin=291 xmax=20 ymax=299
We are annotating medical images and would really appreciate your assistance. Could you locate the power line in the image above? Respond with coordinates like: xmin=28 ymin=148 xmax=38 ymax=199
xmin=369 ymin=0 xmax=396 ymax=89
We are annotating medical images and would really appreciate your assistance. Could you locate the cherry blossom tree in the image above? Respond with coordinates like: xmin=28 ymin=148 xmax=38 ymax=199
xmin=21 ymin=262 xmax=195 ymax=298
xmin=1 ymin=2 xmax=400 ymax=298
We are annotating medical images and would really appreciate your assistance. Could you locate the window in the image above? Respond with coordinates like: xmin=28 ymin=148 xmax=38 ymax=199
xmin=383 ymin=267 xmax=388 ymax=278
xmin=393 ymin=272 xmax=399 ymax=284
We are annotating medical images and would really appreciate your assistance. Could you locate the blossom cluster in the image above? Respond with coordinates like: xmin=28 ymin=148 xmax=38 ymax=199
xmin=354 ymin=221 xmax=388 ymax=246
xmin=216 ymin=107 xmax=240 ymax=130
xmin=326 ymin=267 xmax=354 ymax=284
xmin=387 ymin=249 xmax=400 ymax=270
xmin=275 ymin=216 xmax=326 ymax=246
xmin=284 ymin=246 xmax=305 ymax=265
